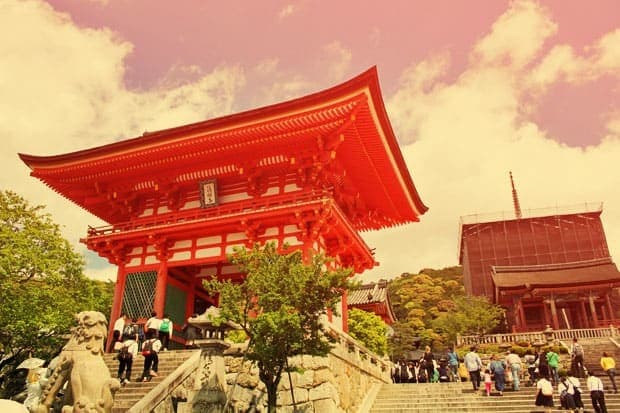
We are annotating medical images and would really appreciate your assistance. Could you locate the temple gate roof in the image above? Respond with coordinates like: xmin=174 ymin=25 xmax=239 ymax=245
xmin=19 ymin=67 xmax=427 ymax=231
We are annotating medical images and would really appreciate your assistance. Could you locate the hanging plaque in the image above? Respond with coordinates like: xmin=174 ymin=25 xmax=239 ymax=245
xmin=199 ymin=179 xmax=218 ymax=208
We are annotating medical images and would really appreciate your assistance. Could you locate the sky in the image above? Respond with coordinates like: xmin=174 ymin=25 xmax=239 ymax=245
xmin=1 ymin=0 xmax=619 ymax=282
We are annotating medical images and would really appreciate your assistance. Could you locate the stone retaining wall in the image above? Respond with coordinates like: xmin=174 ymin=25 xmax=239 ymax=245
xmin=167 ymin=334 xmax=391 ymax=413
xmin=223 ymin=343 xmax=390 ymax=413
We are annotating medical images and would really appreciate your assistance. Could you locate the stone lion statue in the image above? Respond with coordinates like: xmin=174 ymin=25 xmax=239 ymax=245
xmin=36 ymin=311 xmax=121 ymax=413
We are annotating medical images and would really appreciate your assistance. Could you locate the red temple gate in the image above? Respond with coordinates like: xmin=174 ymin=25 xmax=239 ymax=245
xmin=19 ymin=67 xmax=427 ymax=348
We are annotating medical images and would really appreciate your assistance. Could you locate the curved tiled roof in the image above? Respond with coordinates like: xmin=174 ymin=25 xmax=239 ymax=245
xmin=491 ymin=258 xmax=620 ymax=289
xmin=19 ymin=67 xmax=427 ymax=228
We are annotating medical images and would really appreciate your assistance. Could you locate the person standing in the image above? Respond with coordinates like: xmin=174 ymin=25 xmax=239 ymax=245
xmin=558 ymin=376 xmax=577 ymax=411
xmin=144 ymin=311 xmax=162 ymax=336
xmin=464 ymin=345 xmax=483 ymax=391
xmin=567 ymin=373 xmax=585 ymax=412
xmin=547 ymin=349 xmax=560 ymax=385
xmin=506 ymin=349 xmax=522 ymax=391
xmin=535 ymin=369 xmax=555 ymax=413
xmin=111 ymin=313 xmax=128 ymax=352
xmin=571 ymin=337 xmax=586 ymax=377
xmin=586 ymin=370 xmax=608 ymax=413
xmin=158 ymin=314 xmax=173 ymax=351
xmin=600 ymin=352 xmax=617 ymax=393
xmin=447 ymin=347 xmax=459 ymax=382
xmin=117 ymin=337 xmax=138 ymax=384
xmin=524 ymin=349 xmax=537 ymax=386
xmin=489 ymin=354 xmax=506 ymax=396
xmin=140 ymin=331 xmax=162 ymax=382
xmin=422 ymin=346 xmax=435 ymax=383
xmin=483 ymin=369 xmax=492 ymax=396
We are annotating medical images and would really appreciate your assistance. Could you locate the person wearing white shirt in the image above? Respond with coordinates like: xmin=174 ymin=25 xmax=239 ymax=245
xmin=567 ymin=374 xmax=585 ymax=411
xmin=111 ymin=313 xmax=127 ymax=352
xmin=558 ymin=376 xmax=577 ymax=410
xmin=117 ymin=339 xmax=139 ymax=384
xmin=140 ymin=331 xmax=163 ymax=382
xmin=144 ymin=311 xmax=162 ymax=335
xmin=535 ymin=376 xmax=554 ymax=413
xmin=505 ymin=350 xmax=522 ymax=391
xmin=586 ymin=370 xmax=608 ymax=413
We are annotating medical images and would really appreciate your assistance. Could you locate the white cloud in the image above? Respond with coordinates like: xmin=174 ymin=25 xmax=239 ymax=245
xmin=278 ymin=4 xmax=296 ymax=20
xmin=320 ymin=41 xmax=353 ymax=82
xmin=362 ymin=0 xmax=620 ymax=282
xmin=0 ymin=0 xmax=245 ymax=280
xmin=472 ymin=0 xmax=556 ymax=70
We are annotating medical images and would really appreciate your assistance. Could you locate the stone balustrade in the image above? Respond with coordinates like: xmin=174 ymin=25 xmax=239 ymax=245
xmin=458 ymin=325 xmax=619 ymax=347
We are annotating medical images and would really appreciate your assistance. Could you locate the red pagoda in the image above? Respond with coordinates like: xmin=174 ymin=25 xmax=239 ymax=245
xmin=19 ymin=67 xmax=427 ymax=348
xmin=458 ymin=174 xmax=620 ymax=332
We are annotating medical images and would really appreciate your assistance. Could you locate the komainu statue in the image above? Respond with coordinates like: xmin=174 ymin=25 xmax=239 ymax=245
xmin=37 ymin=311 xmax=121 ymax=413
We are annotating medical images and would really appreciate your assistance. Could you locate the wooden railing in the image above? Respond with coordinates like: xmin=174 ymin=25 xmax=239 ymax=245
xmin=458 ymin=326 xmax=620 ymax=347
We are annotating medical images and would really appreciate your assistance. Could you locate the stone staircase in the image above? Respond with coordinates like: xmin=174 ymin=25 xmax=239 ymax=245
xmin=578 ymin=338 xmax=620 ymax=374
xmin=103 ymin=349 xmax=197 ymax=413
xmin=368 ymin=380 xmax=620 ymax=412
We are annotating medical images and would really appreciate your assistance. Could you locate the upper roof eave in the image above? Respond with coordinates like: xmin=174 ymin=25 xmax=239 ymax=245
xmin=19 ymin=67 xmax=427 ymax=221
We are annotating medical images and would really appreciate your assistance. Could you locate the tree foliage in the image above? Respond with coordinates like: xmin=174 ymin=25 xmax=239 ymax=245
xmin=347 ymin=308 xmax=388 ymax=356
xmin=432 ymin=295 xmax=505 ymax=344
xmin=203 ymin=242 xmax=352 ymax=412
xmin=387 ymin=266 xmax=505 ymax=359
xmin=0 ymin=190 xmax=114 ymax=397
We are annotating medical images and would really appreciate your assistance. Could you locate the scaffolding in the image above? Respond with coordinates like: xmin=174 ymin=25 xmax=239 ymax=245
xmin=458 ymin=202 xmax=610 ymax=299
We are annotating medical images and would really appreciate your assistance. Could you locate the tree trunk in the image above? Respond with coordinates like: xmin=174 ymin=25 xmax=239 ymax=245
xmin=266 ymin=381 xmax=278 ymax=413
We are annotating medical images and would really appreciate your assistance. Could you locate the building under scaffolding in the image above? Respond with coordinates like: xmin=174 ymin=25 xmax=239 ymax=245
xmin=458 ymin=175 xmax=620 ymax=332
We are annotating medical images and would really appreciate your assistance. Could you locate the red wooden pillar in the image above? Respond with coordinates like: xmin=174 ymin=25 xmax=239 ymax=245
xmin=518 ymin=299 xmax=527 ymax=332
xmin=588 ymin=294 xmax=599 ymax=327
xmin=542 ymin=299 xmax=551 ymax=327
xmin=549 ymin=296 xmax=560 ymax=330
xmin=579 ymin=300 xmax=588 ymax=328
xmin=185 ymin=279 xmax=196 ymax=319
xmin=154 ymin=260 xmax=168 ymax=317
xmin=605 ymin=293 xmax=615 ymax=324
xmin=107 ymin=263 xmax=126 ymax=352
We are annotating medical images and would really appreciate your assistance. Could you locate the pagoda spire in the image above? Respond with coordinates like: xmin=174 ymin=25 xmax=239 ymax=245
xmin=509 ymin=171 xmax=522 ymax=219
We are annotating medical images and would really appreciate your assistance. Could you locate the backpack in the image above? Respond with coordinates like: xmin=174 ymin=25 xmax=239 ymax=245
xmin=122 ymin=324 xmax=135 ymax=340
xmin=117 ymin=345 xmax=132 ymax=361
xmin=142 ymin=339 xmax=153 ymax=357
xmin=159 ymin=319 xmax=171 ymax=333
xmin=573 ymin=343 xmax=584 ymax=357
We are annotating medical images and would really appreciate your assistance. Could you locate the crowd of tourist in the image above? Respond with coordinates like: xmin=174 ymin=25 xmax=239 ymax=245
xmin=390 ymin=337 xmax=616 ymax=413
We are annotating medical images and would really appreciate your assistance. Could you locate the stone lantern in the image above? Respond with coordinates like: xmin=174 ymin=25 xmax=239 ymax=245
xmin=543 ymin=325 xmax=555 ymax=344
xmin=179 ymin=307 xmax=242 ymax=413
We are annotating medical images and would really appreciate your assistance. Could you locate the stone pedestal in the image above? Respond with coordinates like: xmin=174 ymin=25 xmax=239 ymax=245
xmin=177 ymin=307 xmax=239 ymax=413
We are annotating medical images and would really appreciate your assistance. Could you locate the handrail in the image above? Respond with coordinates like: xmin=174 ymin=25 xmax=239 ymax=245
xmin=127 ymin=350 xmax=201 ymax=413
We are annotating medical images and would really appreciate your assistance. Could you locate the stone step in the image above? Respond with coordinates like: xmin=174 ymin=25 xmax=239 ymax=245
xmin=370 ymin=382 xmax=620 ymax=413
xmin=104 ymin=349 xmax=197 ymax=413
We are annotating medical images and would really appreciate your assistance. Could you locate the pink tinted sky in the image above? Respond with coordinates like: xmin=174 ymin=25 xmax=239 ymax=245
xmin=1 ymin=0 xmax=619 ymax=281
xmin=48 ymin=0 xmax=619 ymax=146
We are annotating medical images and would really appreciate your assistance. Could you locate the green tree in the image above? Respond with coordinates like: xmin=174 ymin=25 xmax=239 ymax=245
xmin=347 ymin=308 xmax=388 ymax=356
xmin=432 ymin=295 xmax=505 ymax=344
xmin=0 ymin=190 xmax=114 ymax=397
xmin=204 ymin=242 xmax=352 ymax=413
